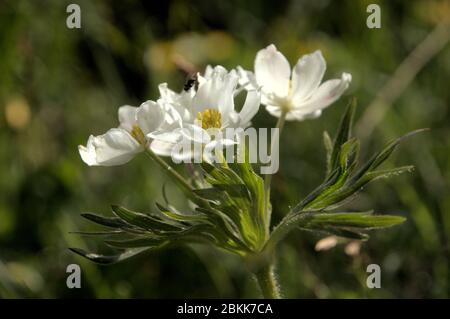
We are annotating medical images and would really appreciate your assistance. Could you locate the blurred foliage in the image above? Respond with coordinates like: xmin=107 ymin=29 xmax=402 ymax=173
xmin=0 ymin=0 xmax=449 ymax=298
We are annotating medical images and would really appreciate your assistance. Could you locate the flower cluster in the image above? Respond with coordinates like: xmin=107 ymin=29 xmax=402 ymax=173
xmin=75 ymin=44 xmax=417 ymax=299
xmin=79 ymin=44 xmax=351 ymax=166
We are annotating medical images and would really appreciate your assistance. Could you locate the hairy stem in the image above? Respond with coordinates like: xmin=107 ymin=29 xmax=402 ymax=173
xmin=254 ymin=261 xmax=282 ymax=299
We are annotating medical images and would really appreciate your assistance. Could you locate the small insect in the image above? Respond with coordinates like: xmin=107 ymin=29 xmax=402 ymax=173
xmin=184 ymin=73 xmax=199 ymax=91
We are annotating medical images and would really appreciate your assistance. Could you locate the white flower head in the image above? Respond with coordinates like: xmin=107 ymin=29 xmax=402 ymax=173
xmin=242 ymin=44 xmax=352 ymax=121
xmin=149 ymin=65 xmax=261 ymax=162
xmin=78 ymin=100 xmax=168 ymax=166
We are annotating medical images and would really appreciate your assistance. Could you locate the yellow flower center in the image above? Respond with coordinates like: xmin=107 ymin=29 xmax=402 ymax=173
xmin=197 ymin=108 xmax=222 ymax=130
xmin=130 ymin=125 xmax=146 ymax=145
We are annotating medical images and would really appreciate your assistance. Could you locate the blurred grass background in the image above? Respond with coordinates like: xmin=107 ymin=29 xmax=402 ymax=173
xmin=0 ymin=0 xmax=449 ymax=298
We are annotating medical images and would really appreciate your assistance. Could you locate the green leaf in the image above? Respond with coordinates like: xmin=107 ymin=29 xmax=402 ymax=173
xmin=267 ymin=211 xmax=405 ymax=250
xmin=105 ymin=237 xmax=169 ymax=249
xmin=319 ymin=227 xmax=370 ymax=240
xmin=80 ymin=213 xmax=129 ymax=228
xmin=323 ymin=131 xmax=333 ymax=173
xmin=308 ymin=212 xmax=406 ymax=229
xmin=201 ymin=161 xmax=243 ymax=185
xmin=156 ymin=202 xmax=208 ymax=223
xmin=192 ymin=188 xmax=224 ymax=202
xmin=104 ymin=226 xmax=216 ymax=249
xmin=69 ymin=247 xmax=151 ymax=265
xmin=293 ymin=123 xmax=424 ymax=212
xmin=229 ymin=154 xmax=266 ymax=241
xmin=69 ymin=230 xmax=124 ymax=236
xmin=339 ymin=138 xmax=359 ymax=172
xmin=329 ymin=98 xmax=356 ymax=172
xmin=300 ymin=226 xmax=370 ymax=240
xmin=348 ymin=129 xmax=426 ymax=184
xmin=111 ymin=205 xmax=182 ymax=233
xmin=293 ymin=168 xmax=341 ymax=212
xmin=365 ymin=166 xmax=414 ymax=180
xmin=309 ymin=166 xmax=414 ymax=210
xmin=195 ymin=207 xmax=249 ymax=250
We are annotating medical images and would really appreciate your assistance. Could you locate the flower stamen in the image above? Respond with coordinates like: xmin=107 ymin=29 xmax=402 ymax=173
xmin=197 ymin=108 xmax=222 ymax=130
xmin=131 ymin=125 xmax=147 ymax=145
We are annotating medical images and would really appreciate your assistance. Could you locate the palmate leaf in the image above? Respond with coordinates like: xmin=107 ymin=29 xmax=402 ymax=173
xmin=72 ymin=131 xmax=268 ymax=263
xmin=193 ymin=154 xmax=266 ymax=252
xmin=72 ymin=98 xmax=421 ymax=265
xmin=266 ymin=99 xmax=424 ymax=249
xmin=292 ymin=101 xmax=424 ymax=213
xmin=72 ymin=203 xmax=244 ymax=264
xmin=80 ymin=212 xmax=147 ymax=234
xmin=104 ymin=224 xmax=219 ymax=249
xmin=72 ymin=183 xmax=256 ymax=263
xmin=309 ymin=166 xmax=414 ymax=210
xmin=229 ymin=148 xmax=266 ymax=246
xmin=111 ymin=205 xmax=183 ymax=233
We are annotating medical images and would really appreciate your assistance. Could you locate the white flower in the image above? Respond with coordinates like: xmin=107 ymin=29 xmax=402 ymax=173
xmin=241 ymin=44 xmax=352 ymax=121
xmin=149 ymin=66 xmax=261 ymax=161
xmin=78 ymin=101 xmax=168 ymax=166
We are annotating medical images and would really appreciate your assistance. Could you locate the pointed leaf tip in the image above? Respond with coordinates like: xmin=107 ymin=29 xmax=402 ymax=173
xmin=69 ymin=247 xmax=151 ymax=265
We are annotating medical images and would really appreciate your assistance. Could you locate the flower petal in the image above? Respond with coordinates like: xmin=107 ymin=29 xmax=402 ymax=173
xmin=254 ymin=44 xmax=291 ymax=98
xmin=158 ymin=83 xmax=178 ymax=103
xmin=118 ymin=105 xmax=138 ymax=132
xmin=265 ymin=105 xmax=283 ymax=118
xmin=170 ymin=142 xmax=202 ymax=163
xmin=92 ymin=128 xmax=141 ymax=166
xmin=236 ymin=66 xmax=258 ymax=91
xmin=192 ymin=66 xmax=238 ymax=118
xmin=181 ymin=124 xmax=211 ymax=144
xmin=237 ymin=89 xmax=260 ymax=126
xmin=217 ymin=70 xmax=239 ymax=124
xmin=291 ymin=50 xmax=326 ymax=103
xmin=290 ymin=109 xmax=322 ymax=121
xmin=293 ymin=72 xmax=352 ymax=116
xmin=78 ymin=135 xmax=98 ymax=166
xmin=137 ymin=100 xmax=164 ymax=134
xmin=150 ymin=139 xmax=176 ymax=157
xmin=148 ymin=129 xmax=182 ymax=144
xmin=265 ymin=104 xmax=315 ymax=121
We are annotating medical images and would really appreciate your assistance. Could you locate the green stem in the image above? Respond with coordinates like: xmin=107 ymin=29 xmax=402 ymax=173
xmin=254 ymin=261 xmax=281 ymax=299
xmin=145 ymin=149 xmax=212 ymax=207
xmin=263 ymin=111 xmax=287 ymax=236
xmin=144 ymin=149 xmax=193 ymax=194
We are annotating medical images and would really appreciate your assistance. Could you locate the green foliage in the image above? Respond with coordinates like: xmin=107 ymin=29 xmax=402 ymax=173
xmin=71 ymin=100 xmax=421 ymax=266
xmin=267 ymin=100 xmax=422 ymax=248
xmin=70 ymin=154 xmax=268 ymax=263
